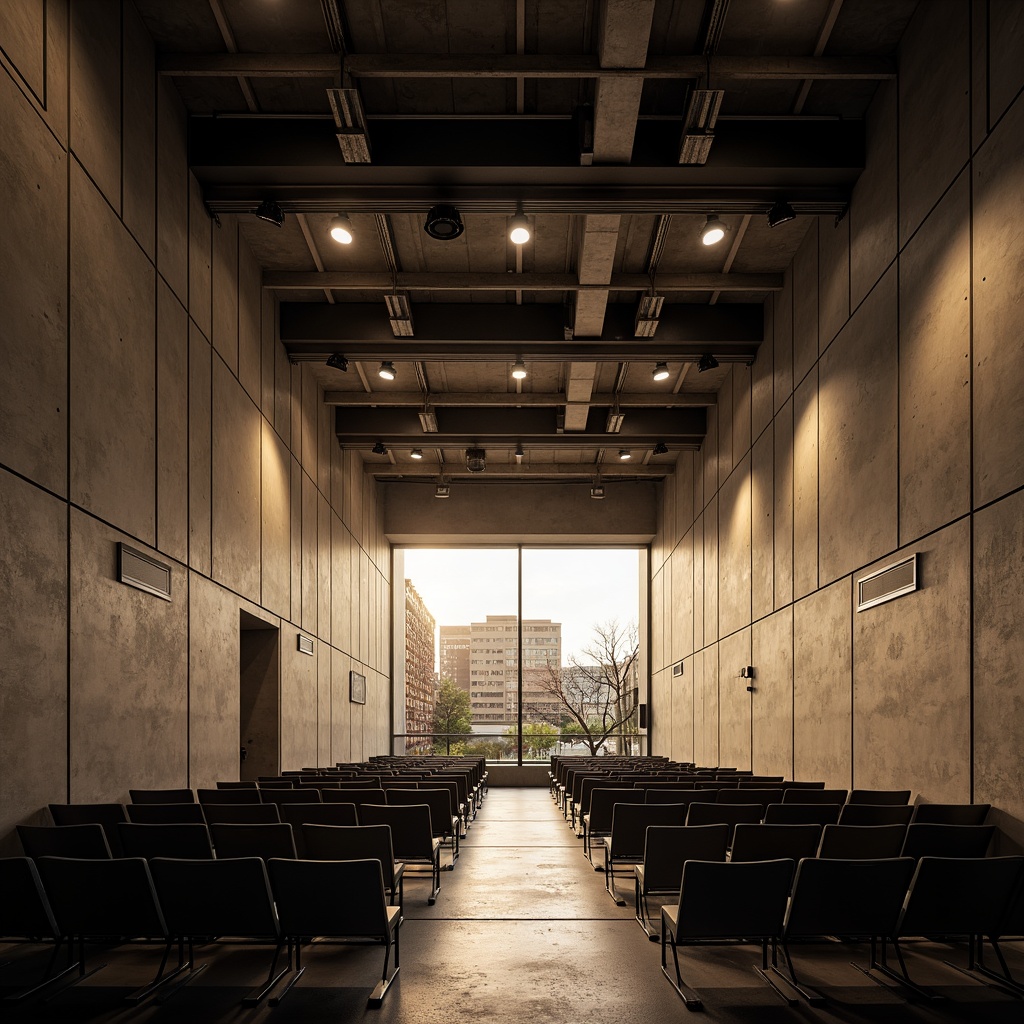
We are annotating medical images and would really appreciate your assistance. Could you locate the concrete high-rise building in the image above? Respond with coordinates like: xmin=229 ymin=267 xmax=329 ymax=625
xmin=439 ymin=626 xmax=471 ymax=693
xmin=467 ymin=616 xmax=561 ymax=729
xmin=404 ymin=580 xmax=436 ymax=751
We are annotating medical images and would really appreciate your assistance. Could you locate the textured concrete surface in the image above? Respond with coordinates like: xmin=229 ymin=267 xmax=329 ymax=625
xmin=281 ymin=622 xmax=318 ymax=771
xmin=773 ymin=397 xmax=794 ymax=607
xmin=261 ymin=421 xmax=291 ymax=618
xmin=718 ymin=458 xmax=751 ymax=638
xmin=156 ymin=279 xmax=189 ymax=563
xmin=773 ymin=266 xmax=794 ymax=411
xmin=702 ymin=495 xmax=719 ymax=644
xmin=818 ymin=212 xmax=850 ymax=351
xmin=189 ymin=324 xmax=213 ymax=574
xmin=731 ymin=361 xmax=752 ymax=465
xmin=793 ymin=578 xmax=853 ymax=791
xmin=989 ymin=1 xmax=1024 ymax=126
xmin=122 ymin=2 xmax=155 ymax=260
xmin=717 ymin=628 xmax=751 ymax=770
xmin=792 ymin=222 xmax=818 ymax=382
xmin=670 ymin=534 xmax=693 ymax=662
xmin=751 ymin=607 xmax=794 ymax=779
xmin=899 ymin=172 xmax=971 ymax=542
xmin=211 ymin=217 xmax=239 ymax=374
xmin=671 ymin=654 xmax=695 ymax=763
xmin=750 ymin=427 xmax=774 ymax=621
xmin=718 ymin=371 xmax=733 ymax=484
xmin=751 ymin=300 xmax=774 ymax=437
xmin=793 ymin=373 xmax=818 ymax=600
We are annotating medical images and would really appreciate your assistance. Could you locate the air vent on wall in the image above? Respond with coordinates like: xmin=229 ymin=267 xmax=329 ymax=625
xmin=857 ymin=553 xmax=918 ymax=612
xmin=118 ymin=544 xmax=172 ymax=601
xmin=297 ymin=635 xmax=314 ymax=656
xmin=672 ymin=661 xmax=685 ymax=678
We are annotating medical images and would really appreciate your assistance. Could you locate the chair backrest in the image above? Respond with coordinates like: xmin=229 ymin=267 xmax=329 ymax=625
xmin=208 ymin=822 xmax=297 ymax=859
xmin=818 ymin=823 xmax=908 ymax=859
xmin=201 ymin=802 xmax=282 ymax=825
xmin=300 ymin=824 xmax=399 ymax=888
xmin=639 ymin=825 xmax=729 ymax=892
xmin=672 ymin=859 xmax=794 ymax=940
xmin=781 ymin=788 xmax=848 ymax=804
xmin=278 ymin=802 xmax=358 ymax=831
xmin=896 ymin=857 xmax=1024 ymax=939
xmin=259 ymin=787 xmax=322 ymax=805
xmin=717 ymin=788 xmax=783 ymax=810
xmin=323 ymin=787 xmax=391 ymax=808
xmin=358 ymin=803 xmax=435 ymax=860
xmin=586 ymin=788 xmax=645 ymax=833
xmin=644 ymin=788 xmax=704 ymax=805
xmin=910 ymin=802 xmax=991 ymax=825
xmin=607 ymin=804 xmax=687 ymax=859
xmin=0 ymin=857 xmax=62 ymax=940
xmin=684 ymin=802 xmax=764 ymax=840
xmin=763 ymin=803 xmax=841 ymax=826
xmin=149 ymin=856 xmax=281 ymax=939
xmin=48 ymin=803 xmax=129 ymax=856
xmin=198 ymin=787 xmax=262 ymax=804
xmin=838 ymin=803 xmax=914 ymax=827
xmin=900 ymin=823 xmax=995 ymax=859
xmin=268 ymin=858 xmax=390 ymax=939
xmin=730 ymin=824 xmax=823 ymax=863
xmin=386 ymin=788 xmax=455 ymax=836
xmin=118 ymin=822 xmax=215 ymax=860
xmin=18 ymin=823 xmax=111 ymax=859
xmin=215 ymin=780 xmax=258 ymax=789
xmin=328 ymin=779 xmax=385 ymax=790
xmin=126 ymin=802 xmax=206 ymax=825
xmin=128 ymin=788 xmax=196 ymax=804
xmin=36 ymin=856 xmax=167 ymax=939
xmin=847 ymin=789 xmax=911 ymax=805
xmin=783 ymin=857 xmax=916 ymax=939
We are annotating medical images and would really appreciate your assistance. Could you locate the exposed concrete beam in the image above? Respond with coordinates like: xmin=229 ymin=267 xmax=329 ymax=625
xmin=158 ymin=52 xmax=895 ymax=81
xmin=365 ymin=463 xmax=676 ymax=478
xmin=322 ymin=391 xmax=716 ymax=408
xmin=263 ymin=270 xmax=782 ymax=292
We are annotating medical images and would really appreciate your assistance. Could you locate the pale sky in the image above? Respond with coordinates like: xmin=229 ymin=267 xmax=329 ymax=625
xmin=401 ymin=547 xmax=641 ymax=665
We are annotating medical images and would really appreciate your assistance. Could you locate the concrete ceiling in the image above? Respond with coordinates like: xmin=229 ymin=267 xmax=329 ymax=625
xmin=140 ymin=0 xmax=918 ymax=483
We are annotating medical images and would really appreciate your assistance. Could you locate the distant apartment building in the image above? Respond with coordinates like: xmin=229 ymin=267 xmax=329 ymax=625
xmin=404 ymin=580 xmax=437 ymax=749
xmin=439 ymin=625 xmax=471 ymax=693
xmin=467 ymin=615 xmax=562 ymax=728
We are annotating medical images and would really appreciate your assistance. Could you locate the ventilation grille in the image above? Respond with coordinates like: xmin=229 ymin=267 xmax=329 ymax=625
xmin=857 ymin=554 xmax=918 ymax=612
xmin=297 ymin=635 xmax=314 ymax=656
xmin=118 ymin=544 xmax=172 ymax=601
xmin=672 ymin=661 xmax=685 ymax=678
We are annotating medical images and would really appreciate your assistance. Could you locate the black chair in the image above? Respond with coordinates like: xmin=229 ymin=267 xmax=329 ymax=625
xmin=118 ymin=823 xmax=214 ymax=860
xmin=778 ymin=857 xmax=916 ymax=1004
xmin=684 ymin=802 xmax=764 ymax=842
xmin=278 ymin=803 xmax=358 ymax=854
xmin=198 ymin=787 xmax=262 ymax=804
xmin=301 ymin=823 xmax=405 ymax=913
xmin=0 ymin=857 xmax=78 ymax=1000
xmin=126 ymin=802 xmax=206 ymax=825
xmin=634 ymin=825 xmax=728 ymax=939
xmin=661 ymin=858 xmax=796 ymax=1010
xmin=323 ymin=787 xmax=389 ymax=810
xmin=601 ymin=803 xmax=687 ymax=904
xmin=386 ymin=788 xmax=460 ymax=866
xmin=838 ymin=803 xmax=914 ymax=826
xmin=781 ymin=788 xmax=848 ymax=804
xmin=358 ymin=804 xmax=441 ymax=904
xmin=150 ymin=856 xmax=288 ymax=1006
xmin=267 ymin=858 xmax=402 ymax=1007
xmin=847 ymin=789 xmax=911 ymax=805
xmin=718 ymin=788 xmax=783 ymax=811
xmin=582 ymin=789 xmax=645 ymax=862
xmin=910 ymin=802 xmax=991 ymax=825
xmin=128 ymin=788 xmax=195 ymax=804
xmin=201 ymin=802 xmax=282 ymax=826
xmin=48 ymin=803 xmax=129 ymax=856
xmin=878 ymin=856 xmax=1024 ymax=999
xmin=36 ymin=856 xmax=189 ymax=1004
xmin=818 ymin=824 xmax=908 ymax=859
xmin=763 ymin=803 xmax=841 ymax=826
xmin=215 ymin=780 xmax=258 ymax=789
xmin=18 ymin=823 xmax=111 ymax=859
xmin=644 ymin=788 xmax=707 ymax=806
xmin=259 ymin=788 xmax=321 ymax=805
xmin=900 ymin=823 xmax=995 ymax=859
xmin=208 ymin=823 xmax=297 ymax=860
xmin=730 ymin=824 xmax=822 ymax=863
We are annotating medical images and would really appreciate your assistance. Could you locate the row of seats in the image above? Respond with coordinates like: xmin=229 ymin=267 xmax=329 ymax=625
xmin=1 ymin=854 xmax=399 ymax=1007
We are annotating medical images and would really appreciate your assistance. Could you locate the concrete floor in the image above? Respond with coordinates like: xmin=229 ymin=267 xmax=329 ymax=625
xmin=3 ymin=787 xmax=1023 ymax=1022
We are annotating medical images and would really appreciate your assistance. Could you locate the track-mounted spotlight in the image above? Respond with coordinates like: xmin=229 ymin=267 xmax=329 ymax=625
xmin=590 ymin=484 xmax=605 ymax=499
xmin=253 ymin=199 xmax=284 ymax=227
xmin=697 ymin=353 xmax=719 ymax=373
xmin=466 ymin=448 xmax=486 ymax=473
xmin=700 ymin=214 xmax=727 ymax=246
xmin=326 ymin=353 xmax=349 ymax=372
xmin=511 ymin=358 xmax=527 ymax=380
xmin=652 ymin=362 xmax=670 ymax=382
xmin=514 ymin=443 xmax=524 ymax=465
xmin=410 ymin=449 xmax=423 ymax=460
xmin=424 ymin=204 xmax=464 ymax=240
xmin=653 ymin=441 xmax=669 ymax=456
xmin=618 ymin=449 xmax=631 ymax=461
xmin=378 ymin=361 xmax=397 ymax=381
xmin=509 ymin=203 xmax=531 ymax=245
xmin=435 ymin=483 xmax=450 ymax=498
xmin=329 ymin=214 xmax=354 ymax=244
xmin=767 ymin=201 xmax=796 ymax=229
xmin=371 ymin=441 xmax=388 ymax=455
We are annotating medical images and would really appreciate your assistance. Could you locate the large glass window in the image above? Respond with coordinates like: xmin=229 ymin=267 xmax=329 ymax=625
xmin=395 ymin=546 xmax=643 ymax=762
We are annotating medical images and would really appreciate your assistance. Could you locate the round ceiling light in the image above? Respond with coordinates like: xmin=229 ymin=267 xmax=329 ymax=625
xmin=329 ymin=214 xmax=354 ymax=244
xmin=423 ymin=204 xmax=465 ymax=240
xmin=509 ymin=204 xmax=531 ymax=245
xmin=652 ymin=362 xmax=670 ymax=381
xmin=700 ymin=214 xmax=727 ymax=246
xmin=511 ymin=358 xmax=527 ymax=380
xmin=378 ymin=361 xmax=397 ymax=381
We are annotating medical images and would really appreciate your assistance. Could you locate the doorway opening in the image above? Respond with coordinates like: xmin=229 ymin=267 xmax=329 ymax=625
xmin=239 ymin=610 xmax=280 ymax=782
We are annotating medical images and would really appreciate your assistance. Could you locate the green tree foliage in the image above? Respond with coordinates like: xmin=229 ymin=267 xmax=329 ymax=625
xmin=504 ymin=722 xmax=559 ymax=760
xmin=432 ymin=678 xmax=473 ymax=754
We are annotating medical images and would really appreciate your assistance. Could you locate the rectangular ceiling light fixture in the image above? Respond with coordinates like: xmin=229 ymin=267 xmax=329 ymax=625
xmin=634 ymin=294 xmax=664 ymax=337
xmin=418 ymin=409 xmax=438 ymax=432
xmin=385 ymin=291 xmax=414 ymax=336
xmin=679 ymin=89 xmax=724 ymax=165
xmin=605 ymin=410 xmax=625 ymax=433
xmin=327 ymin=88 xmax=372 ymax=163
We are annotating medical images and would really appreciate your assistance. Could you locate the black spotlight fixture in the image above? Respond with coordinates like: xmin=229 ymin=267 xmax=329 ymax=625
xmin=326 ymin=353 xmax=348 ymax=372
xmin=424 ymin=204 xmax=464 ymax=240
xmin=371 ymin=441 xmax=388 ymax=455
xmin=697 ymin=353 xmax=719 ymax=373
xmin=653 ymin=441 xmax=669 ymax=456
xmin=253 ymin=199 xmax=285 ymax=227
xmin=767 ymin=200 xmax=797 ymax=229
xmin=466 ymin=447 xmax=486 ymax=473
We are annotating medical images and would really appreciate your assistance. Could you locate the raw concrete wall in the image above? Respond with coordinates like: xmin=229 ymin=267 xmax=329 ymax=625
xmin=0 ymin=2 xmax=390 ymax=854
xmin=649 ymin=0 xmax=1024 ymax=850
